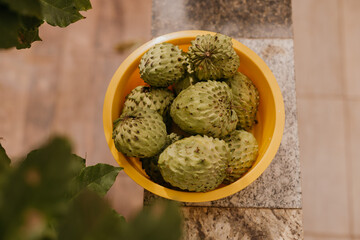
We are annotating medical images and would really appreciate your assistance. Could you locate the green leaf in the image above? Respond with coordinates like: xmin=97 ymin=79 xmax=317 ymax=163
xmin=16 ymin=15 xmax=43 ymax=49
xmin=74 ymin=0 xmax=92 ymax=11
xmin=67 ymin=154 xmax=86 ymax=188
xmin=0 ymin=4 xmax=43 ymax=49
xmin=0 ymin=142 xmax=11 ymax=206
xmin=0 ymin=142 xmax=11 ymax=172
xmin=119 ymin=200 xmax=183 ymax=240
xmin=39 ymin=0 xmax=91 ymax=27
xmin=71 ymin=163 xmax=122 ymax=197
xmin=0 ymin=4 xmax=21 ymax=49
xmin=58 ymin=192 xmax=182 ymax=240
xmin=112 ymin=209 xmax=126 ymax=224
xmin=0 ymin=0 xmax=42 ymax=18
xmin=0 ymin=0 xmax=91 ymax=49
xmin=0 ymin=137 xmax=79 ymax=239
xmin=58 ymin=190 xmax=124 ymax=240
xmin=71 ymin=154 xmax=86 ymax=169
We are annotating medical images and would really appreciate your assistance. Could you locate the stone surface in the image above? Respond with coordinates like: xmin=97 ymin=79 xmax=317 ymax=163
xmin=181 ymin=207 xmax=303 ymax=240
xmin=152 ymin=0 xmax=293 ymax=38
xmin=144 ymin=39 xmax=302 ymax=209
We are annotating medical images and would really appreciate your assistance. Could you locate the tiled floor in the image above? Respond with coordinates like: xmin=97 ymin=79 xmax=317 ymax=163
xmin=293 ymin=0 xmax=360 ymax=239
xmin=0 ymin=0 xmax=359 ymax=238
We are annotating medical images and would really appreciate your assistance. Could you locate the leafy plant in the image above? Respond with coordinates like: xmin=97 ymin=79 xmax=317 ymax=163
xmin=0 ymin=137 xmax=182 ymax=240
xmin=0 ymin=0 xmax=92 ymax=49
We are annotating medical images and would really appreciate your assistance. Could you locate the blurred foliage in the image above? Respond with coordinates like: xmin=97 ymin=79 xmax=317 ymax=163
xmin=0 ymin=0 xmax=92 ymax=49
xmin=70 ymin=163 xmax=121 ymax=198
xmin=0 ymin=137 xmax=183 ymax=240
xmin=119 ymin=201 xmax=183 ymax=240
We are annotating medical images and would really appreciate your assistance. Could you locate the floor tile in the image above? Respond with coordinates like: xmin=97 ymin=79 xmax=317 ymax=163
xmin=0 ymin=51 xmax=31 ymax=159
xmin=292 ymin=0 xmax=343 ymax=97
xmin=297 ymin=97 xmax=350 ymax=235
xmin=342 ymin=0 xmax=360 ymax=98
xmin=0 ymin=0 xmax=151 ymax=219
xmin=346 ymin=100 xmax=360 ymax=236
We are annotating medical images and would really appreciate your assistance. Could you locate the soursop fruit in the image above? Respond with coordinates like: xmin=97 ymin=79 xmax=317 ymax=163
xmin=158 ymin=135 xmax=230 ymax=192
xmin=225 ymin=72 xmax=259 ymax=130
xmin=140 ymin=133 xmax=182 ymax=187
xmin=112 ymin=109 xmax=167 ymax=158
xmin=170 ymin=80 xmax=238 ymax=138
xmin=187 ymin=33 xmax=240 ymax=80
xmin=139 ymin=42 xmax=187 ymax=87
xmin=122 ymin=86 xmax=175 ymax=120
xmin=223 ymin=130 xmax=258 ymax=184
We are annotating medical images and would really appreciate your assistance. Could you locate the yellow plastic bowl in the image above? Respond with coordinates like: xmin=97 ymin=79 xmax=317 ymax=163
xmin=103 ymin=30 xmax=285 ymax=202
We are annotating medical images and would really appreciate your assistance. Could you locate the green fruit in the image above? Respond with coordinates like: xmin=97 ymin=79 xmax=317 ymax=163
xmin=122 ymin=86 xmax=175 ymax=119
xmin=173 ymin=73 xmax=198 ymax=95
xmin=170 ymin=80 xmax=238 ymax=138
xmin=225 ymin=72 xmax=259 ymax=130
xmin=223 ymin=130 xmax=258 ymax=184
xmin=158 ymin=135 xmax=230 ymax=192
xmin=140 ymin=133 xmax=182 ymax=187
xmin=139 ymin=42 xmax=187 ymax=87
xmin=187 ymin=33 xmax=240 ymax=80
xmin=112 ymin=109 xmax=167 ymax=158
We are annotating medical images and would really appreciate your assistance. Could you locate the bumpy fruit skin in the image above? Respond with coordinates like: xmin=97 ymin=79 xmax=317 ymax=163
xmin=112 ymin=109 xmax=167 ymax=158
xmin=173 ymin=73 xmax=198 ymax=95
xmin=139 ymin=42 xmax=187 ymax=87
xmin=223 ymin=130 xmax=258 ymax=184
xmin=158 ymin=135 xmax=230 ymax=192
xmin=187 ymin=33 xmax=240 ymax=80
xmin=122 ymin=86 xmax=174 ymax=119
xmin=226 ymin=72 xmax=259 ymax=130
xmin=170 ymin=80 xmax=238 ymax=138
xmin=140 ymin=133 xmax=182 ymax=188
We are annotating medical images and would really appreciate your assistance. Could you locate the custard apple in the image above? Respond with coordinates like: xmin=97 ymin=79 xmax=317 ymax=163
xmin=223 ymin=130 xmax=258 ymax=184
xmin=139 ymin=42 xmax=187 ymax=87
xmin=158 ymin=135 xmax=230 ymax=192
xmin=173 ymin=73 xmax=198 ymax=95
xmin=112 ymin=109 xmax=167 ymax=158
xmin=140 ymin=133 xmax=182 ymax=187
xmin=122 ymin=86 xmax=174 ymax=120
xmin=225 ymin=72 xmax=259 ymax=130
xmin=187 ymin=33 xmax=240 ymax=80
xmin=170 ymin=80 xmax=238 ymax=138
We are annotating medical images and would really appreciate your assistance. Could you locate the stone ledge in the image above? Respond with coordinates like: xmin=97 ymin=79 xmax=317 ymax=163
xmin=181 ymin=207 xmax=303 ymax=240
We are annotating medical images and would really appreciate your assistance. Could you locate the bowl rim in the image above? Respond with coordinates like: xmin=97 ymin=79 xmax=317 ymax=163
xmin=103 ymin=30 xmax=285 ymax=202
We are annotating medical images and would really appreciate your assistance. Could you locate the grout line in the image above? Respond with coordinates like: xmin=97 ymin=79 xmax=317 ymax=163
xmin=297 ymin=93 xmax=360 ymax=101
xmin=306 ymin=231 xmax=352 ymax=239
xmin=337 ymin=0 xmax=355 ymax=238
xmin=345 ymin=96 xmax=360 ymax=102
xmin=338 ymin=0 xmax=347 ymax=97
xmin=296 ymin=93 xmax=343 ymax=100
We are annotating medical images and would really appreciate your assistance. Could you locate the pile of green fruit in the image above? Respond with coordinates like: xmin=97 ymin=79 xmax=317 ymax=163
xmin=112 ymin=33 xmax=260 ymax=192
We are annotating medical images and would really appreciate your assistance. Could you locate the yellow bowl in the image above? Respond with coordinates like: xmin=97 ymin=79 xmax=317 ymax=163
xmin=103 ymin=30 xmax=285 ymax=202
